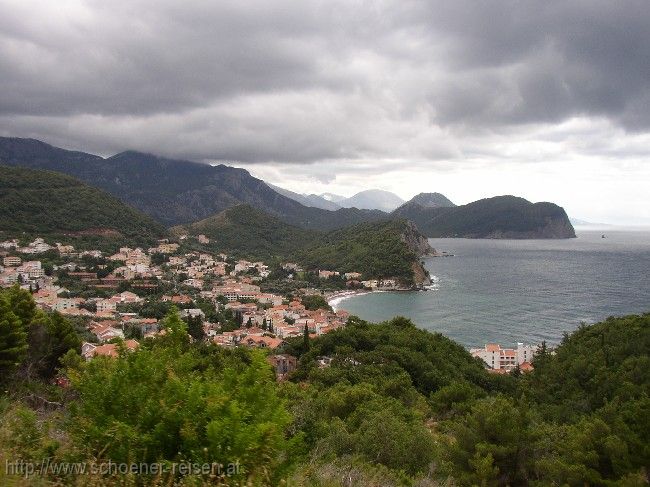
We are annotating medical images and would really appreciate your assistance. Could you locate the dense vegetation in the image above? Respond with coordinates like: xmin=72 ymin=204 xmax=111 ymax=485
xmin=0 ymin=165 xmax=165 ymax=248
xmin=173 ymin=205 xmax=427 ymax=284
xmin=0 ymin=291 xmax=648 ymax=484
xmin=393 ymin=195 xmax=576 ymax=238
xmin=0 ymin=137 xmax=387 ymax=230
xmin=297 ymin=219 xmax=425 ymax=284
xmin=171 ymin=204 xmax=319 ymax=259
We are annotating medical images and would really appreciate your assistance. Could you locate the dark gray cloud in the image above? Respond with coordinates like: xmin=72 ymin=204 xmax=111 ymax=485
xmin=0 ymin=0 xmax=649 ymax=164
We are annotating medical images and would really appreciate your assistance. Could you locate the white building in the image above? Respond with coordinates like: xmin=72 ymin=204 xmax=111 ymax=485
xmin=470 ymin=343 xmax=537 ymax=371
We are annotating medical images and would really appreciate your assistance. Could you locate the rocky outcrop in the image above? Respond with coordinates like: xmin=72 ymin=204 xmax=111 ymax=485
xmin=400 ymin=221 xmax=433 ymax=287
xmin=400 ymin=221 xmax=435 ymax=256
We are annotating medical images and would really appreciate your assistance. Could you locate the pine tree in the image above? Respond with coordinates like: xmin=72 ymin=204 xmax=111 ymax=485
xmin=0 ymin=293 xmax=28 ymax=374
xmin=303 ymin=323 xmax=310 ymax=351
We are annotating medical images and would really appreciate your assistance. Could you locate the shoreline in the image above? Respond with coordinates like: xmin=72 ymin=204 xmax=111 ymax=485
xmin=326 ymin=290 xmax=374 ymax=310
xmin=327 ymin=283 xmax=439 ymax=311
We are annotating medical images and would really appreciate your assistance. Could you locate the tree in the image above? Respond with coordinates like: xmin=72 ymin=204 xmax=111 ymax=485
xmin=303 ymin=324 xmax=310 ymax=351
xmin=185 ymin=315 xmax=205 ymax=342
xmin=0 ymin=292 xmax=28 ymax=376
xmin=25 ymin=311 xmax=81 ymax=378
xmin=160 ymin=307 xmax=189 ymax=346
xmin=67 ymin=341 xmax=300 ymax=483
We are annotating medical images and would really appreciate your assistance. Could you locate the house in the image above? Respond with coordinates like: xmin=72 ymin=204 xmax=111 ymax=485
xmin=197 ymin=234 xmax=210 ymax=244
xmin=180 ymin=308 xmax=206 ymax=319
xmin=51 ymin=298 xmax=84 ymax=312
xmin=244 ymin=335 xmax=284 ymax=349
xmin=81 ymin=340 xmax=139 ymax=360
xmin=318 ymin=270 xmax=340 ymax=279
xmin=470 ymin=343 xmax=538 ymax=371
xmin=162 ymin=294 xmax=193 ymax=304
xmin=111 ymin=291 xmax=142 ymax=304
xmin=344 ymin=272 xmax=362 ymax=280
xmin=90 ymin=321 xmax=124 ymax=342
xmin=267 ymin=354 xmax=297 ymax=380
xmin=3 ymin=256 xmax=21 ymax=267
xmin=95 ymin=299 xmax=117 ymax=313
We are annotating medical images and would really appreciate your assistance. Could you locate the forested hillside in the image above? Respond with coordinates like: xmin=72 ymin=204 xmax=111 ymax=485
xmin=393 ymin=195 xmax=576 ymax=238
xmin=0 ymin=165 xmax=165 ymax=247
xmin=173 ymin=205 xmax=430 ymax=284
xmin=171 ymin=204 xmax=320 ymax=259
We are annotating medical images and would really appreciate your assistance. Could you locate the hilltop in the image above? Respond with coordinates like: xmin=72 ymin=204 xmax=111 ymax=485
xmin=0 ymin=165 xmax=165 ymax=247
xmin=404 ymin=192 xmax=456 ymax=208
xmin=393 ymin=194 xmax=576 ymax=238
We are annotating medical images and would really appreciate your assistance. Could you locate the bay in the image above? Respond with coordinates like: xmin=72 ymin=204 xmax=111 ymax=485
xmin=335 ymin=229 xmax=650 ymax=347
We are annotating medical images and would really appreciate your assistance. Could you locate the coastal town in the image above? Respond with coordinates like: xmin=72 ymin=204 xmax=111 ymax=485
xmin=0 ymin=235 xmax=537 ymax=375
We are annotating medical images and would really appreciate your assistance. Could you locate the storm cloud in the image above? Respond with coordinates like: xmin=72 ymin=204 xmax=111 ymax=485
xmin=0 ymin=0 xmax=649 ymax=223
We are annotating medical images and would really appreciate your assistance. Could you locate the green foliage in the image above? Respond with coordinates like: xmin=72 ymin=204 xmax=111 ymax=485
xmin=288 ymin=316 xmax=493 ymax=396
xmin=297 ymin=219 xmax=420 ymax=284
xmin=0 ymin=289 xmax=28 ymax=375
xmin=26 ymin=311 xmax=82 ymax=379
xmin=1 ymin=307 xmax=648 ymax=485
xmin=435 ymin=313 xmax=650 ymax=485
xmin=528 ymin=314 xmax=650 ymax=420
xmin=0 ymin=165 xmax=165 ymax=248
xmin=300 ymin=294 xmax=332 ymax=311
xmin=67 ymin=342 xmax=299 ymax=483
xmin=172 ymin=204 xmax=319 ymax=260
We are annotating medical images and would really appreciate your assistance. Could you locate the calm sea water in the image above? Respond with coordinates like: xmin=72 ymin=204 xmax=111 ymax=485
xmin=335 ymin=229 xmax=650 ymax=348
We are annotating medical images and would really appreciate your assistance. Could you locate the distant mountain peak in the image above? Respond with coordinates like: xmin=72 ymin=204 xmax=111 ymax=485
xmin=339 ymin=189 xmax=405 ymax=212
xmin=406 ymin=192 xmax=456 ymax=208
xmin=320 ymin=192 xmax=346 ymax=203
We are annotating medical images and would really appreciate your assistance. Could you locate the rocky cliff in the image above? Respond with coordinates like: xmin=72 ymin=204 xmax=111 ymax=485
xmin=399 ymin=221 xmax=433 ymax=287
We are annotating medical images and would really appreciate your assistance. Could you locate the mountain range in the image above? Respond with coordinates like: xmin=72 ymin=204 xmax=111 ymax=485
xmin=270 ymin=186 xmax=405 ymax=212
xmin=0 ymin=136 xmax=575 ymax=239
xmin=0 ymin=137 xmax=385 ymax=231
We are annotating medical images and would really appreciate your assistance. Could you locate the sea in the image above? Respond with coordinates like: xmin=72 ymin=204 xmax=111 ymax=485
xmin=332 ymin=229 xmax=650 ymax=348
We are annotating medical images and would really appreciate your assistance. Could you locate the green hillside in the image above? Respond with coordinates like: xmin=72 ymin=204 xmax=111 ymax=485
xmin=297 ymin=219 xmax=428 ymax=284
xmin=173 ymin=205 xmax=431 ymax=284
xmin=171 ymin=204 xmax=319 ymax=259
xmin=0 ymin=165 xmax=165 ymax=247
xmin=394 ymin=195 xmax=576 ymax=238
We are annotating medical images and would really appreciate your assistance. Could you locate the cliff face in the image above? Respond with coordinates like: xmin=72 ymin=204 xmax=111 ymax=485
xmin=400 ymin=221 xmax=432 ymax=287
xmin=400 ymin=221 xmax=435 ymax=256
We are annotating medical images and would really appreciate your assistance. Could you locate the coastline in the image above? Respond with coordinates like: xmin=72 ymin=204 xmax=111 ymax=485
xmin=326 ymin=290 xmax=374 ymax=310
xmin=327 ymin=284 xmax=439 ymax=311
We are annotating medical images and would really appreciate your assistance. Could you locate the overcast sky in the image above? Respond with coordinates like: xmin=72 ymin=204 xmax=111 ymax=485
xmin=1 ymin=0 xmax=649 ymax=224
